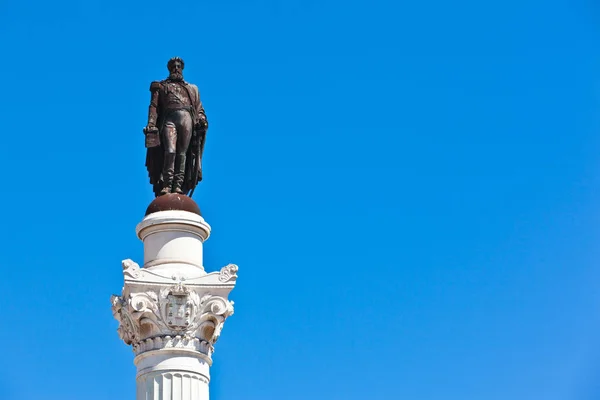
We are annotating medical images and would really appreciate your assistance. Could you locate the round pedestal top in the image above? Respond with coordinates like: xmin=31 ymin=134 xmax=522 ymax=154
xmin=145 ymin=194 xmax=201 ymax=216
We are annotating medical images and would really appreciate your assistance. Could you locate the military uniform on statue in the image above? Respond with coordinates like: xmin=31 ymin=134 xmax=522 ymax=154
xmin=144 ymin=57 xmax=209 ymax=197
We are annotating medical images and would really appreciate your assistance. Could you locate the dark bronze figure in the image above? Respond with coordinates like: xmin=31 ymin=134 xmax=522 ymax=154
xmin=144 ymin=57 xmax=208 ymax=197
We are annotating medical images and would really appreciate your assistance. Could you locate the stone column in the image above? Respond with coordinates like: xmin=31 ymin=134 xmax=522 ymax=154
xmin=112 ymin=196 xmax=238 ymax=400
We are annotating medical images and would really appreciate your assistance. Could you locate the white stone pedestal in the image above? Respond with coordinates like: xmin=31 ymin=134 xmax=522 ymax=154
xmin=112 ymin=210 xmax=237 ymax=400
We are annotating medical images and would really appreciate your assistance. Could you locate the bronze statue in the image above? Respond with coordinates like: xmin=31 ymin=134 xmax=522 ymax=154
xmin=144 ymin=57 xmax=208 ymax=197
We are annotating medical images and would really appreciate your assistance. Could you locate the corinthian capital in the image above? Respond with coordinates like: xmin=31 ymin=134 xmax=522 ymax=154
xmin=112 ymin=259 xmax=237 ymax=361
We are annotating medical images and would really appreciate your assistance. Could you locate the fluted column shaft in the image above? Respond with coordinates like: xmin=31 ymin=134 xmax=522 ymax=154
xmin=136 ymin=352 xmax=210 ymax=400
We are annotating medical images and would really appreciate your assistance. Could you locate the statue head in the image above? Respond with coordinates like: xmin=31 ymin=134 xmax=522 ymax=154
xmin=167 ymin=57 xmax=184 ymax=81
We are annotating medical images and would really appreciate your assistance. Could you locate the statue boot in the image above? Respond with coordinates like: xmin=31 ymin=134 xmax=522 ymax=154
xmin=160 ymin=153 xmax=176 ymax=195
xmin=173 ymin=153 xmax=186 ymax=194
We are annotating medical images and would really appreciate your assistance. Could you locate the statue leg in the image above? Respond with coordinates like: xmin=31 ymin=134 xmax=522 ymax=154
xmin=173 ymin=113 xmax=194 ymax=194
xmin=160 ymin=121 xmax=178 ymax=195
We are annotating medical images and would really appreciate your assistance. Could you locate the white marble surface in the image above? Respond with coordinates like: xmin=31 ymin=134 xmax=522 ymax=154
xmin=136 ymin=352 xmax=210 ymax=400
xmin=113 ymin=210 xmax=237 ymax=400
xmin=136 ymin=210 xmax=211 ymax=271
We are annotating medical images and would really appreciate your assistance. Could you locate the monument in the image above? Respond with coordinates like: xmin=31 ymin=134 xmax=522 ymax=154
xmin=111 ymin=58 xmax=237 ymax=400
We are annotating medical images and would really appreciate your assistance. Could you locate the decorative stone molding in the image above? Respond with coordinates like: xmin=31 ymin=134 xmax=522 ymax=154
xmin=122 ymin=259 xmax=142 ymax=279
xmin=219 ymin=264 xmax=238 ymax=282
xmin=116 ymin=259 xmax=238 ymax=287
xmin=112 ymin=259 xmax=237 ymax=360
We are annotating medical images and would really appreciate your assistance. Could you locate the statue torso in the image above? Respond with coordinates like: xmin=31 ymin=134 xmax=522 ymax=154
xmin=160 ymin=80 xmax=193 ymax=109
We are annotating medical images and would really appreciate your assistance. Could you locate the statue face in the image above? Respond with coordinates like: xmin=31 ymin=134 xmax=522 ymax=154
xmin=170 ymin=61 xmax=183 ymax=75
xmin=168 ymin=60 xmax=184 ymax=81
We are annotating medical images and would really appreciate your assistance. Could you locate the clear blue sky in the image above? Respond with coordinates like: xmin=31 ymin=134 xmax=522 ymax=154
xmin=1 ymin=0 xmax=600 ymax=399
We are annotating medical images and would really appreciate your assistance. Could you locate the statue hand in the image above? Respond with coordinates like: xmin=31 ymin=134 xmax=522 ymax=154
xmin=144 ymin=125 xmax=159 ymax=134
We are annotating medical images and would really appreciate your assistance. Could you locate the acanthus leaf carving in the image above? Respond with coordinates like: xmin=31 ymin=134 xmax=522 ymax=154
xmin=122 ymin=259 xmax=142 ymax=279
xmin=218 ymin=264 xmax=238 ymax=282
xmin=129 ymin=291 xmax=161 ymax=331
xmin=111 ymin=295 xmax=140 ymax=345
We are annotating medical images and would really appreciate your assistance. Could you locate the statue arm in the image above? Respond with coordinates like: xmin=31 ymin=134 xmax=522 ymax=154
xmin=197 ymin=100 xmax=207 ymax=125
xmin=147 ymin=82 xmax=161 ymax=128
xmin=188 ymin=84 xmax=207 ymax=129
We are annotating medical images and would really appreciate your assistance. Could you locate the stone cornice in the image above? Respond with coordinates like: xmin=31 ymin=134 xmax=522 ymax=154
xmin=122 ymin=259 xmax=238 ymax=287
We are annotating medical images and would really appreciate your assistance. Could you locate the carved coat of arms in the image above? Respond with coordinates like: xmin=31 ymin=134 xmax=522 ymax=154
xmin=160 ymin=283 xmax=199 ymax=332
